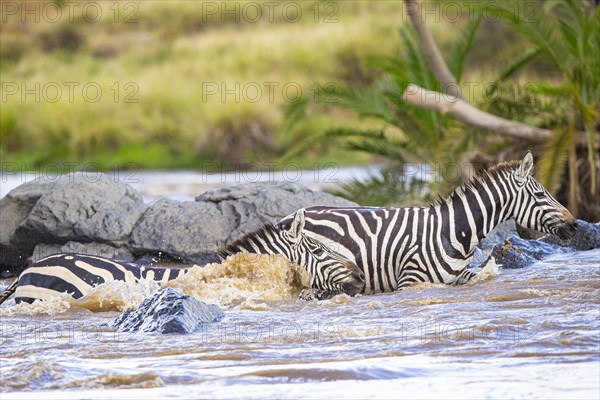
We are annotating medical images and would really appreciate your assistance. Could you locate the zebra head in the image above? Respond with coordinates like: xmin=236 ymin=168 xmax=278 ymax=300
xmin=510 ymin=152 xmax=577 ymax=240
xmin=283 ymin=209 xmax=365 ymax=296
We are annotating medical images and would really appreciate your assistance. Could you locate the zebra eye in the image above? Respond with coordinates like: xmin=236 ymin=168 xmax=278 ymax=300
xmin=313 ymin=248 xmax=325 ymax=256
xmin=534 ymin=190 xmax=545 ymax=197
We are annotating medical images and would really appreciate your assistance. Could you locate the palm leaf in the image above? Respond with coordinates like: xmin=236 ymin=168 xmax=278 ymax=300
xmin=538 ymin=127 xmax=574 ymax=191
xmin=482 ymin=2 xmax=572 ymax=76
xmin=449 ymin=13 xmax=482 ymax=83
xmin=335 ymin=80 xmax=394 ymax=123
xmin=280 ymin=97 xmax=309 ymax=141
xmin=331 ymin=167 xmax=431 ymax=207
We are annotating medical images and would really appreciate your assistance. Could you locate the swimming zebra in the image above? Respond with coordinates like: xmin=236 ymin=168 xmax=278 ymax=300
xmin=0 ymin=209 xmax=365 ymax=305
xmin=278 ymin=153 xmax=577 ymax=294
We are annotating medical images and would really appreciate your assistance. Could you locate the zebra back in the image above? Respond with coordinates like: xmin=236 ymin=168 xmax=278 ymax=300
xmin=10 ymin=253 xmax=188 ymax=304
xmin=278 ymin=153 xmax=575 ymax=293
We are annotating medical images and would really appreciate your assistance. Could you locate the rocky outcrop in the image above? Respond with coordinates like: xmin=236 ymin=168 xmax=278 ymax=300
xmin=482 ymin=221 xmax=600 ymax=269
xmin=109 ymin=288 xmax=224 ymax=334
xmin=2 ymin=171 xmax=596 ymax=277
xmin=1 ymin=173 xmax=145 ymax=276
xmin=1 ymin=176 xmax=357 ymax=276
xmin=129 ymin=182 xmax=357 ymax=264
xmin=29 ymin=241 xmax=134 ymax=265
xmin=539 ymin=219 xmax=600 ymax=251
xmin=471 ymin=221 xmax=518 ymax=266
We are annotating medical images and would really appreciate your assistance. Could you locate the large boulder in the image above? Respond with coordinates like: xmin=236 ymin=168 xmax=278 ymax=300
xmin=29 ymin=241 xmax=134 ymax=264
xmin=196 ymin=181 xmax=356 ymax=238
xmin=1 ymin=172 xmax=145 ymax=275
xmin=487 ymin=235 xmax=572 ymax=269
xmin=129 ymin=199 xmax=236 ymax=263
xmin=17 ymin=172 xmax=146 ymax=243
xmin=0 ymin=179 xmax=54 ymax=274
xmin=130 ymin=182 xmax=357 ymax=263
xmin=471 ymin=220 xmax=518 ymax=266
xmin=540 ymin=219 xmax=600 ymax=251
xmin=110 ymin=288 xmax=224 ymax=334
xmin=2 ymin=178 xmax=357 ymax=276
xmin=483 ymin=220 xmax=599 ymax=269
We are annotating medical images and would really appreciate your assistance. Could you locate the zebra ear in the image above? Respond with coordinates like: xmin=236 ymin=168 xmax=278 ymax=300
xmin=289 ymin=209 xmax=306 ymax=240
xmin=516 ymin=151 xmax=534 ymax=183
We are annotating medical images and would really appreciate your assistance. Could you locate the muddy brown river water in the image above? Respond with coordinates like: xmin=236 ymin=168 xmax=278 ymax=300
xmin=1 ymin=249 xmax=599 ymax=399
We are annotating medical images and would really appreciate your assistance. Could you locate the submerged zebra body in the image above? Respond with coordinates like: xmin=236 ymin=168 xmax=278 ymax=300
xmin=10 ymin=253 xmax=188 ymax=304
xmin=278 ymin=153 xmax=576 ymax=294
xmin=0 ymin=209 xmax=364 ymax=305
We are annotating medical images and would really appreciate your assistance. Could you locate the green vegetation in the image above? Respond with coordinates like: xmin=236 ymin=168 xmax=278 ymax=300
xmin=485 ymin=0 xmax=599 ymax=218
xmin=282 ymin=0 xmax=599 ymax=219
xmin=1 ymin=0 xmax=402 ymax=170
xmin=2 ymin=0 xmax=597 ymax=218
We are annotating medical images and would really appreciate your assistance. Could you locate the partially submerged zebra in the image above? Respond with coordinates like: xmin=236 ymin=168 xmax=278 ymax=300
xmin=278 ymin=153 xmax=577 ymax=294
xmin=0 ymin=209 xmax=365 ymax=305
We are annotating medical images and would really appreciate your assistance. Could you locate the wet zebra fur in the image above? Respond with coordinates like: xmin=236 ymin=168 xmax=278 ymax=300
xmin=4 ymin=253 xmax=188 ymax=304
xmin=0 ymin=210 xmax=364 ymax=305
xmin=278 ymin=153 xmax=577 ymax=294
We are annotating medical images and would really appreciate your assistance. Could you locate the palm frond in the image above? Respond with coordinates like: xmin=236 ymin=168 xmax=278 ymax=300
xmin=449 ymin=13 xmax=482 ymax=82
xmin=334 ymin=79 xmax=393 ymax=123
xmin=331 ymin=167 xmax=431 ymax=207
xmin=482 ymin=2 xmax=572 ymax=75
xmin=280 ymin=97 xmax=309 ymax=141
xmin=538 ymin=127 xmax=574 ymax=191
xmin=397 ymin=26 xmax=438 ymax=91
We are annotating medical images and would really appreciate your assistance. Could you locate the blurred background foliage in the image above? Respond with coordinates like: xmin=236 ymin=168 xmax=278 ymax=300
xmin=282 ymin=0 xmax=599 ymax=218
xmin=1 ymin=0 xmax=598 ymax=219
xmin=1 ymin=0 xmax=402 ymax=169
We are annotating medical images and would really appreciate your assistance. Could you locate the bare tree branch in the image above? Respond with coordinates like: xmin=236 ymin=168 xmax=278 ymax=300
xmin=402 ymin=84 xmax=553 ymax=142
xmin=404 ymin=0 xmax=463 ymax=99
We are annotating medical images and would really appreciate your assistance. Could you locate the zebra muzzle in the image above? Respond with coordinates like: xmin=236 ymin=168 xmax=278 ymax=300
xmin=341 ymin=263 xmax=365 ymax=296
xmin=555 ymin=220 xmax=577 ymax=240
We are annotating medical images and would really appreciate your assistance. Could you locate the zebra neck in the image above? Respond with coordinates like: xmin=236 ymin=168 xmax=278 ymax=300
xmin=439 ymin=178 xmax=515 ymax=258
xmin=216 ymin=226 xmax=294 ymax=263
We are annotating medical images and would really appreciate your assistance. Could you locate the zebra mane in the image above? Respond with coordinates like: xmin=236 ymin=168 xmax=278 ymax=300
xmin=431 ymin=160 xmax=521 ymax=207
xmin=216 ymin=222 xmax=282 ymax=258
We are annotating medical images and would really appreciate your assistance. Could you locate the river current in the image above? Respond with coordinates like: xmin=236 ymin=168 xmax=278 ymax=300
xmin=1 ymin=249 xmax=599 ymax=399
xmin=1 ymin=171 xmax=599 ymax=399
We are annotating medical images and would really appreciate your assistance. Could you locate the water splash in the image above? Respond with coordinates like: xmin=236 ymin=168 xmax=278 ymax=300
xmin=165 ymin=253 xmax=311 ymax=309
xmin=0 ymin=254 xmax=310 ymax=314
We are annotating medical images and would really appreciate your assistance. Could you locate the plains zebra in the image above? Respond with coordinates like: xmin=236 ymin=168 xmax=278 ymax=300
xmin=0 ymin=209 xmax=365 ymax=305
xmin=278 ymin=153 xmax=576 ymax=294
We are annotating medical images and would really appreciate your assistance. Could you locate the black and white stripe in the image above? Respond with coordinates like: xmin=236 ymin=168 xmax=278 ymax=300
xmin=12 ymin=253 xmax=188 ymax=303
xmin=278 ymin=153 xmax=576 ymax=294
xmin=1 ymin=210 xmax=365 ymax=304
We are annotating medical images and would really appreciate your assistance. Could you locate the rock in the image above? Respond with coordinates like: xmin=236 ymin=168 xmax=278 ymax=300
xmin=131 ymin=182 xmax=357 ymax=263
xmin=61 ymin=241 xmax=134 ymax=261
xmin=129 ymin=199 xmax=236 ymax=264
xmin=18 ymin=172 xmax=146 ymax=243
xmin=477 ymin=220 xmax=518 ymax=252
xmin=487 ymin=235 xmax=573 ymax=269
xmin=471 ymin=247 xmax=491 ymax=266
xmin=195 ymin=182 xmax=356 ymax=239
xmin=1 ymin=172 xmax=146 ymax=276
xmin=540 ymin=219 xmax=600 ymax=251
xmin=29 ymin=243 xmax=63 ymax=263
xmin=110 ymin=288 xmax=224 ymax=334
xmin=29 ymin=241 xmax=134 ymax=264
xmin=0 ymin=179 xmax=56 ymax=274
xmin=469 ymin=219 xmax=600 ymax=269
xmin=1 ymin=177 xmax=356 ymax=276
xmin=470 ymin=220 xmax=518 ymax=267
